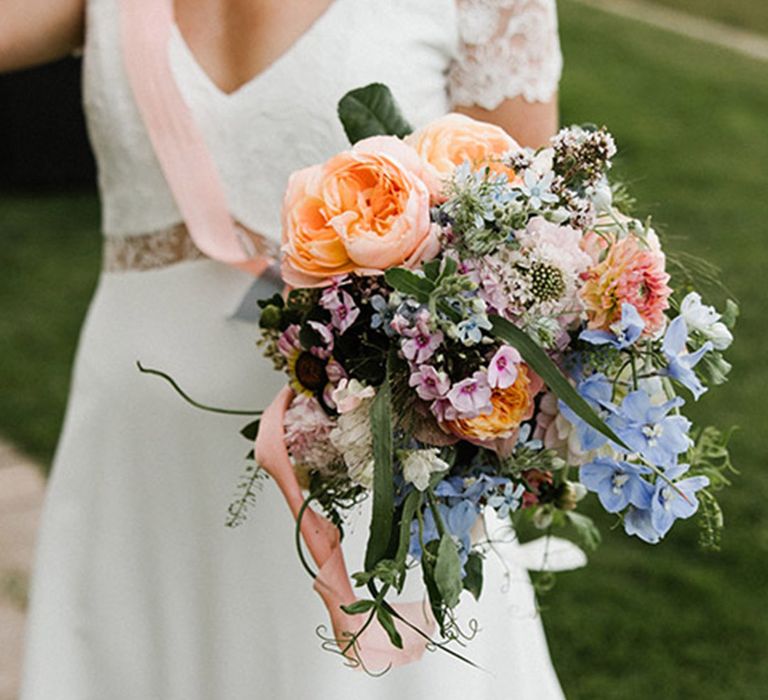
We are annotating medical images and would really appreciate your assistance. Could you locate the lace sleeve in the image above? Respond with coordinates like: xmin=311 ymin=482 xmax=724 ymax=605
xmin=448 ymin=0 xmax=563 ymax=110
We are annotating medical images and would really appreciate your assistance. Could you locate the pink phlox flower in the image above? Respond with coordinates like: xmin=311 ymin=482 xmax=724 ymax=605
xmin=401 ymin=321 xmax=444 ymax=364
xmin=409 ymin=365 xmax=451 ymax=401
xmin=430 ymin=397 xmax=457 ymax=423
xmin=277 ymin=324 xmax=302 ymax=359
xmin=446 ymin=371 xmax=493 ymax=419
xmin=320 ymin=288 xmax=360 ymax=334
xmin=487 ymin=345 xmax=522 ymax=389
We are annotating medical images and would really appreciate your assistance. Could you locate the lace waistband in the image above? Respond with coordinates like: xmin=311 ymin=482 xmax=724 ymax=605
xmin=102 ymin=223 xmax=279 ymax=273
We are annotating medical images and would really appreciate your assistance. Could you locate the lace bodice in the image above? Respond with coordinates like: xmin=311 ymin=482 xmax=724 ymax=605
xmin=83 ymin=0 xmax=562 ymax=247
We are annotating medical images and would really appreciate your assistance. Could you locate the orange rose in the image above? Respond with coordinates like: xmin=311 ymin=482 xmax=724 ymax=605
xmin=281 ymin=136 xmax=438 ymax=287
xmin=442 ymin=365 xmax=544 ymax=454
xmin=406 ymin=113 xmax=520 ymax=197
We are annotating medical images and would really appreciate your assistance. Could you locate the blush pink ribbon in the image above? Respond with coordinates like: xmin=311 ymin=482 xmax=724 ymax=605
xmin=119 ymin=0 xmax=271 ymax=276
xmin=255 ymin=387 xmax=435 ymax=671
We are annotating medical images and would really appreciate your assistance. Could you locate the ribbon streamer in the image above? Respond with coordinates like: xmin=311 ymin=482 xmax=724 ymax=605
xmin=255 ymin=387 xmax=435 ymax=671
xmin=119 ymin=0 xmax=271 ymax=276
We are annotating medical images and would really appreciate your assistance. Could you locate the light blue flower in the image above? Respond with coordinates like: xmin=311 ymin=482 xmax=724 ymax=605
xmin=580 ymin=457 xmax=654 ymax=513
xmin=370 ymin=294 xmax=395 ymax=335
xmin=487 ymin=481 xmax=526 ymax=519
xmin=580 ymin=303 xmax=645 ymax=350
xmin=408 ymin=500 xmax=479 ymax=567
xmin=648 ymin=463 xmax=709 ymax=538
xmin=520 ymin=169 xmax=559 ymax=209
xmin=661 ymin=316 xmax=713 ymax=400
xmin=434 ymin=474 xmax=506 ymax=507
xmin=607 ymin=390 xmax=692 ymax=467
xmin=559 ymin=373 xmax=615 ymax=452
xmin=623 ymin=506 xmax=661 ymax=543
xmin=456 ymin=314 xmax=493 ymax=345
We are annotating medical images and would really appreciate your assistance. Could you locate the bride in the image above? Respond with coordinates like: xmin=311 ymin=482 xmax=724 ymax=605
xmin=4 ymin=0 xmax=568 ymax=697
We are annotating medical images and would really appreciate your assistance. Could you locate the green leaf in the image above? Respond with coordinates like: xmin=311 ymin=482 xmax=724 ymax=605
xmin=421 ymin=542 xmax=445 ymax=631
xmin=489 ymin=315 xmax=629 ymax=450
xmin=376 ymin=606 xmax=404 ymax=649
xmin=240 ymin=419 xmax=260 ymax=441
xmin=422 ymin=260 xmax=442 ymax=281
xmin=384 ymin=268 xmax=434 ymax=302
xmin=395 ymin=491 xmax=421 ymax=571
xmin=364 ymin=372 xmax=395 ymax=571
xmin=434 ymin=534 xmax=463 ymax=609
xmin=340 ymin=599 xmax=376 ymax=615
xmin=337 ymin=83 xmax=413 ymax=144
xmin=462 ymin=551 xmax=484 ymax=600
xmin=566 ymin=512 xmax=602 ymax=551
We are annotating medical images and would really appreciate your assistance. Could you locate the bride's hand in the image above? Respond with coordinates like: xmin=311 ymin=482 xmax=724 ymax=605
xmin=0 ymin=0 xmax=85 ymax=73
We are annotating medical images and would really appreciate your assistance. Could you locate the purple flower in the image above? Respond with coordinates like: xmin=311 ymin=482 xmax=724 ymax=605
xmin=409 ymin=365 xmax=450 ymax=401
xmin=580 ymin=457 xmax=654 ymax=513
xmin=401 ymin=321 xmax=444 ymax=364
xmin=580 ymin=303 xmax=645 ymax=350
xmin=446 ymin=371 xmax=493 ymax=418
xmin=320 ymin=288 xmax=360 ymax=334
xmin=487 ymin=345 xmax=522 ymax=389
xmin=661 ymin=316 xmax=713 ymax=400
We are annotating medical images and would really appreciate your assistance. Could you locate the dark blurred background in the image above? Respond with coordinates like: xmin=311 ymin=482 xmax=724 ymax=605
xmin=0 ymin=58 xmax=94 ymax=188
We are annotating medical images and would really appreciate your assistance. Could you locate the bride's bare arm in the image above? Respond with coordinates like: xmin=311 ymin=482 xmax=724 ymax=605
xmin=457 ymin=95 xmax=559 ymax=150
xmin=0 ymin=0 xmax=85 ymax=73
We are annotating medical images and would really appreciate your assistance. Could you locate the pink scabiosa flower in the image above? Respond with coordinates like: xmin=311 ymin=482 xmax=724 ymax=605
xmin=409 ymin=365 xmax=451 ymax=401
xmin=487 ymin=345 xmax=522 ymax=389
xmin=580 ymin=233 xmax=671 ymax=335
xmin=446 ymin=371 xmax=493 ymax=419
xmin=283 ymin=394 xmax=341 ymax=485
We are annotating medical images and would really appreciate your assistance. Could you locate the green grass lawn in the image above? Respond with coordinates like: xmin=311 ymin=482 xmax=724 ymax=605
xmin=648 ymin=0 xmax=768 ymax=35
xmin=1 ymin=2 xmax=767 ymax=697
xmin=0 ymin=191 xmax=100 ymax=464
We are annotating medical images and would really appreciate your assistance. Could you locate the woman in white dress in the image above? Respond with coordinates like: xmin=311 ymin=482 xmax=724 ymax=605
xmin=3 ymin=0 xmax=568 ymax=697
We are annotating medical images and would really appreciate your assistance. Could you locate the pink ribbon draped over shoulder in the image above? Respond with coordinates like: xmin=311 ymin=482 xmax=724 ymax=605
xmin=118 ymin=0 xmax=271 ymax=276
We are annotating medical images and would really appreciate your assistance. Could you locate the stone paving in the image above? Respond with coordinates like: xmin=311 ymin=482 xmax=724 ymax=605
xmin=0 ymin=441 xmax=45 ymax=700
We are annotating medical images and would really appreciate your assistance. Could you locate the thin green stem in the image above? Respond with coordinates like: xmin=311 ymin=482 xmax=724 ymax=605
xmin=136 ymin=362 xmax=263 ymax=416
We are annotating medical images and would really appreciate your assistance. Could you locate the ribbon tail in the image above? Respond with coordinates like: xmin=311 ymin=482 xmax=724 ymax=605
xmin=254 ymin=387 xmax=434 ymax=670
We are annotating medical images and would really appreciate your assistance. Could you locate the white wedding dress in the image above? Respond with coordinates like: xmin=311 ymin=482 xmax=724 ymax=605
xmin=21 ymin=1 xmax=567 ymax=698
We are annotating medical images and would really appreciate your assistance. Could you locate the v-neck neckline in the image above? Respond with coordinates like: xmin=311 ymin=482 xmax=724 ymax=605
xmin=170 ymin=0 xmax=343 ymax=100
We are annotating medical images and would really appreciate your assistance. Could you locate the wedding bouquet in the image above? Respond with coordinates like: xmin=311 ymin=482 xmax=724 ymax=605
xmin=146 ymin=84 xmax=736 ymax=672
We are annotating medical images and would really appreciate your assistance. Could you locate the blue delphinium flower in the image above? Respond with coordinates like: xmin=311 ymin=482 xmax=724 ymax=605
xmin=607 ymin=390 xmax=692 ymax=467
xmin=580 ymin=457 xmax=654 ymax=513
xmin=580 ymin=303 xmax=645 ymax=350
xmin=434 ymin=474 xmax=506 ymax=507
xmin=661 ymin=316 xmax=713 ymax=400
xmin=559 ymin=373 xmax=615 ymax=452
xmin=408 ymin=500 xmax=478 ymax=567
xmin=623 ymin=506 xmax=661 ymax=544
xmin=623 ymin=463 xmax=709 ymax=543
xmin=487 ymin=481 xmax=526 ymax=519
xmin=648 ymin=464 xmax=709 ymax=538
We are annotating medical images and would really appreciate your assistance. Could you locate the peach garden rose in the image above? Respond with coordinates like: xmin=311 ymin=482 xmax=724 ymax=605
xmin=405 ymin=113 xmax=520 ymax=196
xmin=280 ymin=136 xmax=439 ymax=287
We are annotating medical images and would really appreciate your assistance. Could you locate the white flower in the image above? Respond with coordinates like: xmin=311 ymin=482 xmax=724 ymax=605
xmin=330 ymin=378 xmax=375 ymax=414
xmin=589 ymin=179 xmax=613 ymax=214
xmin=329 ymin=398 xmax=375 ymax=489
xmin=400 ymin=448 xmax=450 ymax=491
xmin=680 ymin=292 xmax=733 ymax=351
